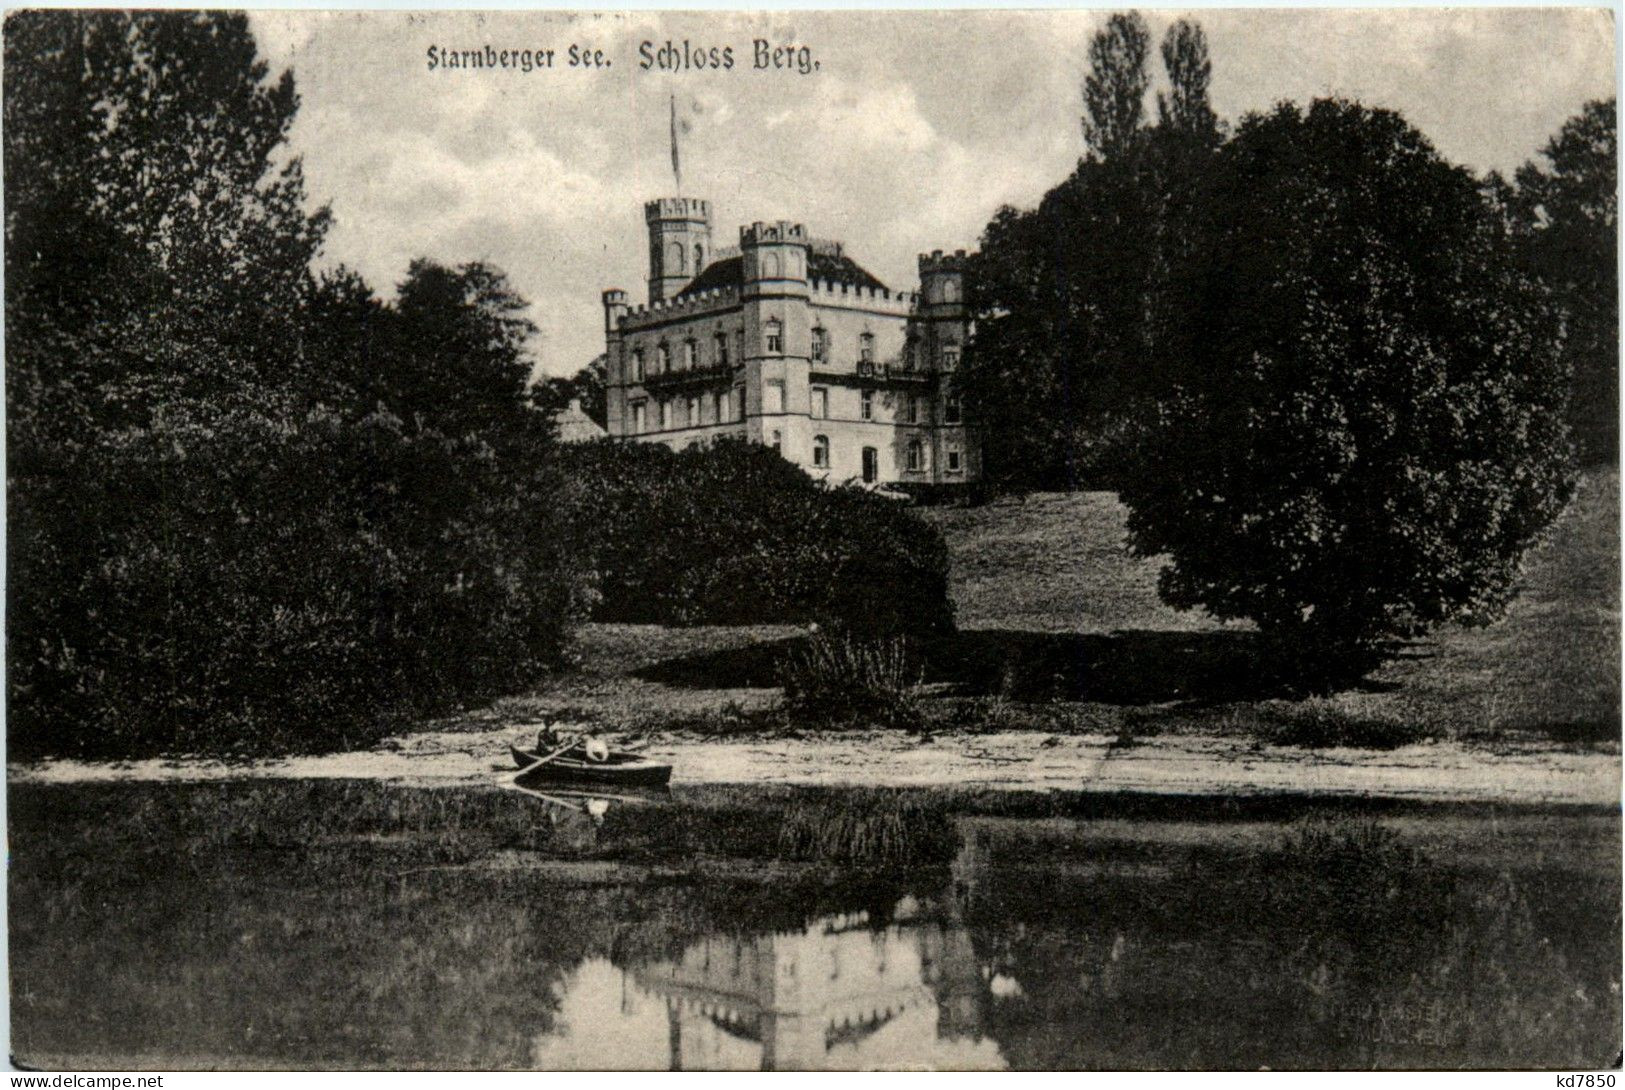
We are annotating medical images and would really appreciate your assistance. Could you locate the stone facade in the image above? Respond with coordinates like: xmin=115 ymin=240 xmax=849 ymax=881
xmin=602 ymin=197 xmax=979 ymax=487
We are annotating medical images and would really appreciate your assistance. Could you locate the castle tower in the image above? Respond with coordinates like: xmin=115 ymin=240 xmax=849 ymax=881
xmin=916 ymin=249 xmax=968 ymax=321
xmin=739 ymin=221 xmax=812 ymax=451
xmin=646 ymin=197 xmax=713 ymax=303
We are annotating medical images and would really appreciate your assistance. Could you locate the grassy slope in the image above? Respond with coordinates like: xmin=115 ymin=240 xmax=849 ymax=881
xmin=923 ymin=470 xmax=1620 ymax=744
xmin=487 ymin=470 xmax=1616 ymax=747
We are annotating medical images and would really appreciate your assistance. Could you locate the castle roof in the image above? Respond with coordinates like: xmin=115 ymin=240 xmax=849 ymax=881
xmin=675 ymin=250 xmax=890 ymax=299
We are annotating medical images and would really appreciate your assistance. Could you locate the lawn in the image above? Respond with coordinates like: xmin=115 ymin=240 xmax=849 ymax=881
xmin=480 ymin=470 xmax=1619 ymax=749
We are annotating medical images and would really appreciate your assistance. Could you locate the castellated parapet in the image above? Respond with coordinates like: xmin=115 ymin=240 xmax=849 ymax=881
xmin=808 ymin=279 xmax=916 ymax=313
xmin=918 ymin=249 xmax=969 ymax=275
xmin=741 ymin=221 xmax=808 ymax=247
xmin=620 ymin=285 xmax=740 ymax=328
xmin=646 ymin=197 xmax=711 ymax=223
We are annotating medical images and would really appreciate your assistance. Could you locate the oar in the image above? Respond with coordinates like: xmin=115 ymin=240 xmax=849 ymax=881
xmin=514 ymin=733 xmax=581 ymax=779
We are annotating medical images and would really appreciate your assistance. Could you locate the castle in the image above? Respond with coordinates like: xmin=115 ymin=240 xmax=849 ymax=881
xmin=601 ymin=196 xmax=979 ymax=487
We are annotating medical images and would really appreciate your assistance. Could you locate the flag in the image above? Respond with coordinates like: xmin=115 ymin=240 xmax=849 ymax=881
xmin=669 ymin=93 xmax=681 ymax=191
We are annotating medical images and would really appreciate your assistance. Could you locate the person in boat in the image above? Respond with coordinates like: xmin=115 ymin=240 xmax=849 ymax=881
xmin=535 ymin=723 xmax=610 ymax=762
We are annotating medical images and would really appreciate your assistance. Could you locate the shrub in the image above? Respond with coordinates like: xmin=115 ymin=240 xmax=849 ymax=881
xmin=559 ymin=440 xmax=955 ymax=637
xmin=778 ymin=632 xmax=924 ymax=730
xmin=8 ymin=408 xmax=591 ymax=758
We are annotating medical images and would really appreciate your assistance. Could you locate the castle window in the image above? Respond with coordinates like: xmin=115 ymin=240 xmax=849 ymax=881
xmin=945 ymin=394 xmax=962 ymax=424
xmin=907 ymin=439 xmax=926 ymax=472
xmin=859 ymin=332 xmax=874 ymax=363
xmin=770 ymin=429 xmax=782 ymax=452
xmin=658 ymin=399 xmax=672 ymax=429
xmin=657 ymin=343 xmax=671 ymax=373
xmin=694 ymin=243 xmax=705 ymax=270
xmin=943 ymin=280 xmax=960 ymax=304
xmin=861 ymin=389 xmax=874 ymax=420
xmin=632 ymin=348 xmax=646 ymax=382
xmin=813 ymin=435 xmax=830 ymax=469
xmin=764 ymin=380 xmax=785 ymax=415
xmin=947 ymin=447 xmax=963 ymax=473
xmin=811 ymin=387 xmax=829 ymax=419
xmin=942 ymin=346 xmax=961 ymax=369
xmin=736 ymin=385 xmax=746 ymax=419
xmin=684 ymin=339 xmax=698 ymax=370
xmin=811 ymin=327 xmax=827 ymax=362
xmin=630 ymin=400 xmax=647 ymax=434
xmin=687 ymin=395 xmax=701 ymax=426
xmin=667 ymin=241 xmax=686 ymax=274
xmin=905 ymin=395 xmax=918 ymax=425
xmin=765 ymin=317 xmax=783 ymax=354
xmin=715 ymin=331 xmax=729 ymax=366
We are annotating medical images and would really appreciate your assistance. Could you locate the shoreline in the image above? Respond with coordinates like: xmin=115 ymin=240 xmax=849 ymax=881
xmin=10 ymin=728 xmax=1619 ymax=806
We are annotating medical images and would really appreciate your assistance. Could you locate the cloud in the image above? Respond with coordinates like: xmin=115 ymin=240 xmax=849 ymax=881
xmin=249 ymin=10 xmax=1615 ymax=379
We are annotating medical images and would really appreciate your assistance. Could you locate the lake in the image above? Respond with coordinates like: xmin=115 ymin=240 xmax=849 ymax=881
xmin=9 ymin=780 xmax=1619 ymax=1069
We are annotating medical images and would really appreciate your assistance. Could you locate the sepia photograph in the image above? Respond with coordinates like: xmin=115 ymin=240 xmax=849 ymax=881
xmin=4 ymin=6 xmax=1620 ymax=1072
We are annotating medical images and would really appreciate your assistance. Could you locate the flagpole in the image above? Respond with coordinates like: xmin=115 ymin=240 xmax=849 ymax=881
xmin=669 ymin=93 xmax=681 ymax=195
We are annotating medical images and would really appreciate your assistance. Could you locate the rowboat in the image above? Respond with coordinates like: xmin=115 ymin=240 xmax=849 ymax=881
xmin=511 ymin=741 xmax=674 ymax=788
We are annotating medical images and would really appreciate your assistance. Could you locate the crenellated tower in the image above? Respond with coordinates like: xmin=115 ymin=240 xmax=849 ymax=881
xmin=917 ymin=249 xmax=968 ymax=318
xmin=739 ymin=221 xmax=812 ymax=447
xmin=646 ymin=197 xmax=713 ymax=303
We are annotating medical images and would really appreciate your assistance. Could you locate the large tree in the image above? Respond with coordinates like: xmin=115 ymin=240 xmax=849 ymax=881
xmin=961 ymin=15 xmax=1216 ymax=490
xmin=4 ymin=11 xmax=329 ymax=453
xmin=4 ymin=12 xmax=581 ymax=757
xmin=1082 ymin=12 xmax=1152 ymax=160
xmin=1117 ymin=99 xmax=1574 ymax=683
xmin=1513 ymin=98 xmax=1617 ymax=465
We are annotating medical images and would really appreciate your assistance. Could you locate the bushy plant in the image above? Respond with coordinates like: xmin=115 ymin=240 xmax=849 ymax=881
xmin=9 ymin=406 xmax=591 ymax=758
xmin=559 ymin=440 xmax=954 ymax=637
xmin=777 ymin=632 xmax=924 ymax=730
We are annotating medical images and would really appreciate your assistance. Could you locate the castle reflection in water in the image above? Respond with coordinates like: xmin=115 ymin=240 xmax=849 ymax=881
xmin=529 ymin=835 xmax=1016 ymax=1070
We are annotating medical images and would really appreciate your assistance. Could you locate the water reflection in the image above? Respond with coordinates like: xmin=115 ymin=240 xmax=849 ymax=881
xmin=530 ymin=888 xmax=1004 ymax=1070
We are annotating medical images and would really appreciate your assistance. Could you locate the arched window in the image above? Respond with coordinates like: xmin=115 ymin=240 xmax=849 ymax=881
xmin=764 ymin=317 xmax=783 ymax=354
xmin=715 ymin=331 xmax=729 ymax=365
xmin=684 ymin=339 xmax=698 ymax=369
xmin=906 ymin=439 xmax=924 ymax=471
xmin=812 ymin=435 xmax=830 ymax=469
xmin=763 ymin=252 xmax=782 ymax=279
xmin=632 ymin=348 xmax=645 ymax=382
xmin=657 ymin=343 xmax=672 ymax=373
xmin=667 ymin=241 xmax=686 ymax=274
xmin=694 ymin=243 xmax=705 ymax=270
xmin=859 ymin=332 xmax=875 ymax=363
xmin=943 ymin=279 xmax=960 ymax=304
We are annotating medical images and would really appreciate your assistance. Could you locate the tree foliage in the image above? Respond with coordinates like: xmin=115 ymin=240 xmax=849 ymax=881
xmin=4 ymin=12 xmax=584 ymax=757
xmin=1512 ymin=98 xmax=1618 ymax=464
xmin=1082 ymin=13 xmax=1152 ymax=160
xmin=962 ymin=15 xmax=1216 ymax=491
xmin=1117 ymin=100 xmax=1574 ymax=680
xmin=1157 ymin=19 xmax=1219 ymax=146
xmin=534 ymin=354 xmax=609 ymax=428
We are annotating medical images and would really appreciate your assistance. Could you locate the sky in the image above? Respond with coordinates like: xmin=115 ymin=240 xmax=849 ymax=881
xmin=247 ymin=9 xmax=1617 ymax=379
